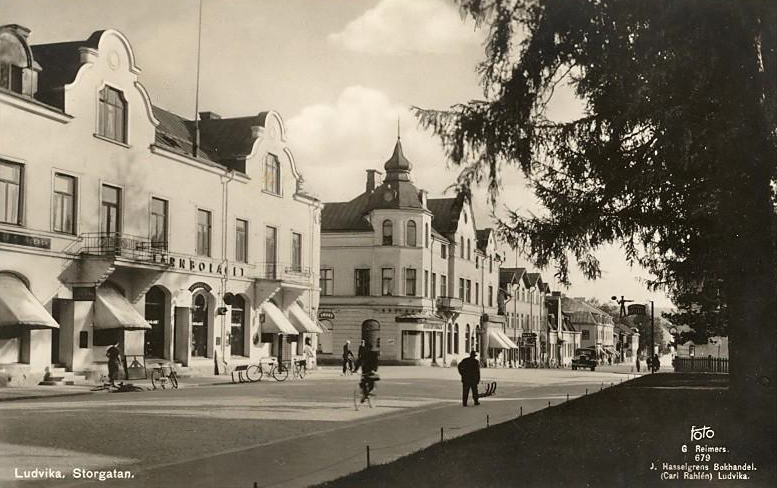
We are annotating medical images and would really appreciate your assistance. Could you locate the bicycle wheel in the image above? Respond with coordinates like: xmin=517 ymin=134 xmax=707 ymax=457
xmin=150 ymin=369 xmax=162 ymax=390
xmin=365 ymin=383 xmax=376 ymax=408
xmin=297 ymin=362 xmax=306 ymax=379
xmin=272 ymin=363 xmax=289 ymax=382
xmin=168 ymin=372 xmax=178 ymax=389
xmin=245 ymin=364 xmax=263 ymax=382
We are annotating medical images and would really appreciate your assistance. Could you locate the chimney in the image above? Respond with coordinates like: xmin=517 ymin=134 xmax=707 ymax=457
xmin=366 ymin=169 xmax=383 ymax=193
xmin=199 ymin=111 xmax=221 ymax=121
xmin=418 ymin=189 xmax=428 ymax=209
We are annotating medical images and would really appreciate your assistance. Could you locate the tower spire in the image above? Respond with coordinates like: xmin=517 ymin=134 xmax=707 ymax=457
xmin=397 ymin=116 xmax=400 ymax=140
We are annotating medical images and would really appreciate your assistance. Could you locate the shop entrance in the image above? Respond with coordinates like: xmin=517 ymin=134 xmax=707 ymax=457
xmin=191 ymin=293 xmax=208 ymax=357
xmin=144 ymin=286 xmax=166 ymax=358
xmin=230 ymin=295 xmax=246 ymax=356
xmin=51 ymin=299 xmax=61 ymax=364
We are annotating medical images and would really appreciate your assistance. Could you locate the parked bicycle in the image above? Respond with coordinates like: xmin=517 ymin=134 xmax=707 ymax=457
xmin=241 ymin=357 xmax=289 ymax=382
xmin=292 ymin=358 xmax=307 ymax=379
xmin=150 ymin=363 xmax=178 ymax=390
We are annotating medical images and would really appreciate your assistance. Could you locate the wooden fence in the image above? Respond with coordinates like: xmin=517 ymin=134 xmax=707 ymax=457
xmin=672 ymin=356 xmax=729 ymax=373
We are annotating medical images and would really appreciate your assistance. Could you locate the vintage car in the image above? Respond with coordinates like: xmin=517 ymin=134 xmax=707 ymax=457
xmin=571 ymin=348 xmax=598 ymax=371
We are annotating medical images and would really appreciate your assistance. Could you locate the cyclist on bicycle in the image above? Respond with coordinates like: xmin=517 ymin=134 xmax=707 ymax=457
xmin=358 ymin=345 xmax=379 ymax=402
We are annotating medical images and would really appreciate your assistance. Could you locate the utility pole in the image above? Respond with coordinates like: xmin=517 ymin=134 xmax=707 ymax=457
xmin=650 ymin=300 xmax=655 ymax=373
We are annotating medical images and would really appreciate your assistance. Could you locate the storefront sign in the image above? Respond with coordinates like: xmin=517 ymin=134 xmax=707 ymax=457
xmin=0 ymin=230 xmax=50 ymax=250
xmin=318 ymin=310 xmax=335 ymax=320
xmin=72 ymin=286 xmax=97 ymax=301
xmin=627 ymin=304 xmax=647 ymax=316
xmin=522 ymin=332 xmax=537 ymax=338
xmin=152 ymin=253 xmax=246 ymax=278
xmin=422 ymin=322 xmax=443 ymax=330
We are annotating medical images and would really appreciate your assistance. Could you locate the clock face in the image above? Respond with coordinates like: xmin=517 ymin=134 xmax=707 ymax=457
xmin=383 ymin=190 xmax=394 ymax=202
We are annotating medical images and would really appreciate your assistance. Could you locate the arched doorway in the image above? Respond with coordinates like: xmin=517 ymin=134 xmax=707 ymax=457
xmin=230 ymin=295 xmax=246 ymax=356
xmin=144 ymin=286 xmax=166 ymax=358
xmin=191 ymin=292 xmax=209 ymax=357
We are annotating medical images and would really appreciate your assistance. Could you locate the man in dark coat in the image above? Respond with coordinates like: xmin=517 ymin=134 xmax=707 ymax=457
xmin=457 ymin=350 xmax=481 ymax=406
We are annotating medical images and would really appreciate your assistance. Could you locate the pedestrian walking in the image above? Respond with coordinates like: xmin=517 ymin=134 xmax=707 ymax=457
xmin=303 ymin=337 xmax=316 ymax=370
xmin=353 ymin=340 xmax=366 ymax=373
xmin=652 ymin=353 xmax=660 ymax=373
xmin=106 ymin=342 xmax=122 ymax=387
xmin=635 ymin=355 xmax=641 ymax=372
xmin=342 ymin=340 xmax=354 ymax=374
xmin=457 ymin=350 xmax=481 ymax=406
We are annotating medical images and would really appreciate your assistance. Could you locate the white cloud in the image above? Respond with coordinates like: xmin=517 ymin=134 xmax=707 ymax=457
xmin=328 ymin=0 xmax=483 ymax=55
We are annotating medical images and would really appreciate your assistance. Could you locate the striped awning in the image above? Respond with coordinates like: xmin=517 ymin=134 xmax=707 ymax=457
xmin=261 ymin=302 xmax=297 ymax=335
xmin=288 ymin=303 xmax=323 ymax=333
xmin=94 ymin=286 xmax=151 ymax=330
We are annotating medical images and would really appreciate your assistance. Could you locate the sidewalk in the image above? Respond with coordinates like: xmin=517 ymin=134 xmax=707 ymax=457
xmin=319 ymin=373 xmax=776 ymax=488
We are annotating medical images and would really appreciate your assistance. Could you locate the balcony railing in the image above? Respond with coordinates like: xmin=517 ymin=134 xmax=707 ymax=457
xmin=78 ymin=232 xmax=168 ymax=262
xmin=255 ymin=261 xmax=312 ymax=284
xmin=436 ymin=296 xmax=463 ymax=312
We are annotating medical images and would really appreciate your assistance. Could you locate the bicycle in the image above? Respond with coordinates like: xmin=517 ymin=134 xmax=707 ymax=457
xmin=244 ymin=357 xmax=289 ymax=382
xmin=292 ymin=359 xmax=307 ymax=379
xmin=150 ymin=363 xmax=178 ymax=390
xmin=353 ymin=373 xmax=378 ymax=410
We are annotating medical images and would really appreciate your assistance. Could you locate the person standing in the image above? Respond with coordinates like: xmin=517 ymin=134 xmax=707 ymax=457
xmin=457 ymin=350 xmax=481 ymax=406
xmin=635 ymin=355 xmax=641 ymax=372
xmin=342 ymin=340 xmax=354 ymax=375
xmin=652 ymin=353 xmax=660 ymax=373
xmin=303 ymin=337 xmax=316 ymax=370
xmin=106 ymin=342 xmax=122 ymax=387
xmin=353 ymin=340 xmax=366 ymax=373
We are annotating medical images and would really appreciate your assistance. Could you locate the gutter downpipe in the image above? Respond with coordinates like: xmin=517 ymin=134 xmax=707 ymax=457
xmin=219 ymin=168 xmax=236 ymax=372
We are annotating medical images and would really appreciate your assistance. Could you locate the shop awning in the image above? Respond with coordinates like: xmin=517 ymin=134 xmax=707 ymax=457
xmin=261 ymin=302 xmax=297 ymax=335
xmin=94 ymin=286 xmax=151 ymax=330
xmin=487 ymin=329 xmax=511 ymax=349
xmin=288 ymin=303 xmax=323 ymax=333
xmin=496 ymin=330 xmax=520 ymax=349
xmin=0 ymin=274 xmax=59 ymax=329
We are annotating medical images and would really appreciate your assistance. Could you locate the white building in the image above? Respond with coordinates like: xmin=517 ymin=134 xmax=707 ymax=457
xmin=318 ymin=139 xmax=502 ymax=365
xmin=0 ymin=24 xmax=321 ymax=385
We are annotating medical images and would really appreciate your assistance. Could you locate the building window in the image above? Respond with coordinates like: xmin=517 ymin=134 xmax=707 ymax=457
xmin=381 ymin=268 xmax=394 ymax=296
xmin=425 ymin=223 xmax=429 ymax=248
xmin=264 ymin=154 xmax=281 ymax=194
xmin=401 ymin=331 xmax=422 ymax=360
xmin=355 ymin=269 xmax=370 ymax=296
xmin=100 ymin=185 xmax=121 ymax=234
xmin=0 ymin=161 xmax=22 ymax=224
xmin=459 ymin=278 xmax=465 ymax=300
xmin=488 ymin=285 xmax=494 ymax=307
xmin=0 ymin=32 xmax=26 ymax=93
xmin=460 ymin=236 xmax=464 ymax=257
xmin=489 ymin=256 xmax=493 ymax=273
xmin=405 ymin=269 xmax=417 ymax=296
xmin=145 ymin=197 xmax=167 ymax=249
xmin=265 ymin=226 xmax=277 ymax=277
xmin=465 ymin=280 xmax=472 ymax=303
xmin=235 ymin=219 xmax=248 ymax=263
xmin=98 ymin=86 xmax=127 ymax=143
xmin=465 ymin=324 xmax=471 ymax=352
xmin=52 ymin=173 xmax=76 ymax=234
xmin=440 ymin=274 xmax=447 ymax=297
xmin=475 ymin=283 xmax=480 ymax=305
xmin=291 ymin=232 xmax=302 ymax=271
xmin=431 ymin=273 xmax=436 ymax=299
xmin=382 ymin=220 xmax=393 ymax=246
xmin=406 ymin=220 xmax=417 ymax=247
xmin=467 ymin=239 xmax=471 ymax=260
xmin=446 ymin=324 xmax=452 ymax=354
xmin=320 ymin=268 xmax=333 ymax=296
xmin=441 ymin=244 xmax=447 ymax=258
xmin=454 ymin=323 xmax=460 ymax=354
xmin=196 ymin=209 xmax=211 ymax=256
xmin=424 ymin=270 xmax=429 ymax=298
xmin=582 ymin=330 xmax=590 ymax=341
xmin=475 ymin=257 xmax=479 ymax=269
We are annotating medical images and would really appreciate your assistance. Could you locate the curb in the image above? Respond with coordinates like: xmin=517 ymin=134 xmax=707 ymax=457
xmin=0 ymin=390 xmax=95 ymax=402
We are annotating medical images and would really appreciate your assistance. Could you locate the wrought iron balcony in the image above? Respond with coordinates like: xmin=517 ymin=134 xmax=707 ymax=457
xmin=255 ymin=261 xmax=312 ymax=284
xmin=436 ymin=296 xmax=463 ymax=313
xmin=77 ymin=232 xmax=168 ymax=262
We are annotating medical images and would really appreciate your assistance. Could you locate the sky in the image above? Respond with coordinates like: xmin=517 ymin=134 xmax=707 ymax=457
xmin=0 ymin=0 xmax=673 ymax=308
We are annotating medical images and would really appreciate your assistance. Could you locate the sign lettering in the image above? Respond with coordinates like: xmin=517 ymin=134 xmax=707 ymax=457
xmin=318 ymin=310 xmax=335 ymax=320
xmin=627 ymin=304 xmax=647 ymax=316
xmin=0 ymin=231 xmax=51 ymax=250
xmin=153 ymin=254 xmax=246 ymax=278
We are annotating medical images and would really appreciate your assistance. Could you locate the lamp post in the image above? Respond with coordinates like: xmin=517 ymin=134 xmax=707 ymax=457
xmin=649 ymin=300 xmax=655 ymax=372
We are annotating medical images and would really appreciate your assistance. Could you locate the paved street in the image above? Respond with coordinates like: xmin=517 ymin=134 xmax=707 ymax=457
xmin=0 ymin=365 xmax=639 ymax=488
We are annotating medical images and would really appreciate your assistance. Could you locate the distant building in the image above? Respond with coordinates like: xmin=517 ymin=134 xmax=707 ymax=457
xmin=0 ymin=25 xmax=321 ymax=385
xmin=545 ymin=293 xmax=582 ymax=367
xmin=499 ymin=268 xmax=550 ymax=365
xmin=677 ymin=337 xmax=728 ymax=358
xmin=319 ymin=138 xmax=502 ymax=365
xmin=560 ymin=297 xmax=615 ymax=363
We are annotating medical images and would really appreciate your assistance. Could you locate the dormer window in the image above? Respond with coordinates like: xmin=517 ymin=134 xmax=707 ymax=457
xmin=0 ymin=29 xmax=28 ymax=94
xmin=264 ymin=154 xmax=281 ymax=195
xmin=98 ymin=86 xmax=127 ymax=143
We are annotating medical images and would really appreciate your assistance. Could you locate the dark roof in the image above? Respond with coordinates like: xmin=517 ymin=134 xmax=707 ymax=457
xmin=321 ymin=192 xmax=373 ymax=232
xmin=427 ymin=194 xmax=465 ymax=236
xmin=384 ymin=138 xmax=412 ymax=172
xmin=499 ymin=267 xmax=526 ymax=288
xmin=30 ymin=32 xmax=103 ymax=108
xmin=476 ymin=229 xmax=492 ymax=252
xmin=525 ymin=272 xmax=542 ymax=287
